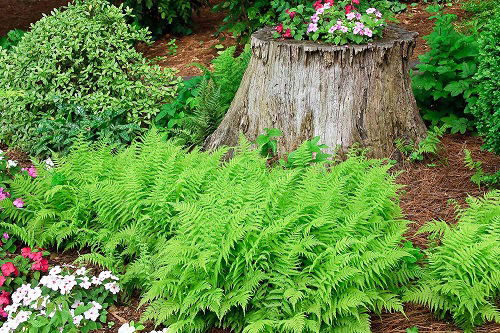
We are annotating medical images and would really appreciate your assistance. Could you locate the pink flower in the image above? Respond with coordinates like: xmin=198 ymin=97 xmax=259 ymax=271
xmin=325 ymin=0 xmax=334 ymax=5
xmin=307 ymin=23 xmax=319 ymax=33
xmin=339 ymin=25 xmax=348 ymax=33
xmin=313 ymin=0 xmax=323 ymax=10
xmin=311 ymin=13 xmax=320 ymax=23
xmin=346 ymin=12 xmax=356 ymax=20
xmin=285 ymin=9 xmax=296 ymax=19
xmin=376 ymin=10 xmax=382 ymax=18
xmin=13 ymin=198 xmax=24 ymax=208
xmin=283 ymin=28 xmax=292 ymax=38
xmin=21 ymin=247 xmax=32 ymax=258
xmin=363 ymin=28 xmax=373 ymax=37
xmin=0 ymin=291 xmax=10 ymax=306
xmin=345 ymin=5 xmax=355 ymax=14
xmin=1 ymin=262 xmax=19 ymax=277
xmin=352 ymin=0 xmax=360 ymax=4
xmin=275 ymin=23 xmax=283 ymax=34
xmin=0 ymin=276 xmax=5 ymax=287
xmin=32 ymin=259 xmax=49 ymax=272
xmin=366 ymin=8 xmax=377 ymax=14
xmin=2 ymin=233 xmax=8 ymax=240
xmin=22 ymin=166 xmax=37 ymax=177
xmin=29 ymin=251 xmax=43 ymax=261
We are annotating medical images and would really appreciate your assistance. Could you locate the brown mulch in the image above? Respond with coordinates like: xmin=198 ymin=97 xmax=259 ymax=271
xmin=138 ymin=1 xmax=238 ymax=77
xmin=0 ymin=0 xmax=71 ymax=36
xmin=398 ymin=134 xmax=500 ymax=248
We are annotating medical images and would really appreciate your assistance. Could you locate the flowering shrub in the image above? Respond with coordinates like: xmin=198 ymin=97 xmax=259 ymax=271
xmin=274 ymin=0 xmax=386 ymax=44
xmin=0 ymin=266 xmax=120 ymax=332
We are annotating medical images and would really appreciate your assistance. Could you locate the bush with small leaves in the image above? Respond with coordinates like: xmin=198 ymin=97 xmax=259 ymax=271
xmin=0 ymin=0 xmax=179 ymax=155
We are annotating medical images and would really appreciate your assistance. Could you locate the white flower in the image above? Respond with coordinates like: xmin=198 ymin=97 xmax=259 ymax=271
xmin=98 ymin=271 xmax=113 ymax=280
xmin=90 ymin=301 xmax=102 ymax=311
xmin=73 ymin=314 xmax=83 ymax=326
xmin=45 ymin=158 xmax=55 ymax=169
xmin=83 ymin=308 xmax=99 ymax=321
xmin=49 ymin=266 xmax=62 ymax=276
xmin=6 ymin=160 xmax=17 ymax=168
xmin=75 ymin=267 xmax=86 ymax=276
xmin=15 ymin=310 xmax=32 ymax=323
xmin=72 ymin=300 xmax=84 ymax=309
xmin=79 ymin=276 xmax=92 ymax=289
xmin=118 ymin=323 xmax=136 ymax=333
xmin=104 ymin=282 xmax=120 ymax=294
xmin=91 ymin=276 xmax=102 ymax=285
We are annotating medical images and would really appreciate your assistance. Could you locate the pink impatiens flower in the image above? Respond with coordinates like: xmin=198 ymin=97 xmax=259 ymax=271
xmin=22 ymin=166 xmax=37 ymax=178
xmin=363 ymin=28 xmax=373 ymax=37
xmin=285 ymin=9 xmax=296 ymax=19
xmin=13 ymin=198 xmax=24 ymax=208
xmin=307 ymin=23 xmax=319 ymax=33
xmin=283 ymin=28 xmax=292 ymax=38
xmin=275 ymin=23 xmax=283 ymax=34
xmin=346 ymin=12 xmax=356 ymax=20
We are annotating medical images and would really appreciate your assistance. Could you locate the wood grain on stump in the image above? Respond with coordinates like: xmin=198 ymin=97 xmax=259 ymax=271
xmin=205 ymin=25 xmax=427 ymax=158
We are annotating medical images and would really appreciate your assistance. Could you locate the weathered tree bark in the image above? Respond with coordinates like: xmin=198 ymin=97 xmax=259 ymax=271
xmin=204 ymin=25 xmax=427 ymax=158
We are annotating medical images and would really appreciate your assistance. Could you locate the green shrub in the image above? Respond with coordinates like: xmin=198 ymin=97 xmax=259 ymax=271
xmin=469 ymin=11 xmax=500 ymax=154
xmin=404 ymin=191 xmax=500 ymax=332
xmin=117 ymin=0 xmax=206 ymax=36
xmin=0 ymin=0 xmax=179 ymax=156
xmin=461 ymin=0 xmax=499 ymax=32
xmin=411 ymin=10 xmax=478 ymax=134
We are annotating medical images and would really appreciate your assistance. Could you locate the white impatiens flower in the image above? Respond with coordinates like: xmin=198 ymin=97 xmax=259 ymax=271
xmin=83 ymin=307 xmax=99 ymax=321
xmin=44 ymin=157 xmax=55 ymax=169
xmin=91 ymin=276 xmax=102 ymax=285
xmin=75 ymin=267 xmax=86 ymax=276
xmin=98 ymin=271 xmax=113 ymax=280
xmin=73 ymin=314 xmax=83 ymax=326
xmin=118 ymin=323 xmax=136 ymax=333
xmin=79 ymin=276 xmax=92 ymax=289
xmin=6 ymin=160 xmax=18 ymax=168
xmin=49 ymin=266 xmax=62 ymax=276
xmin=104 ymin=282 xmax=120 ymax=294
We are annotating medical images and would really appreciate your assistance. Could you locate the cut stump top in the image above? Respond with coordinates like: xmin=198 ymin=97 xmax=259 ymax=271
xmin=252 ymin=25 xmax=418 ymax=54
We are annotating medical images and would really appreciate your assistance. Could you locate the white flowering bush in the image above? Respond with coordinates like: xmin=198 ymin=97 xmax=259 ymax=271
xmin=274 ymin=0 xmax=386 ymax=45
xmin=0 ymin=266 xmax=120 ymax=332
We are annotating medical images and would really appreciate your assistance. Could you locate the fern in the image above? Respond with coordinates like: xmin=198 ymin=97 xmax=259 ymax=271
xmin=408 ymin=125 xmax=448 ymax=161
xmin=138 ymin=139 xmax=421 ymax=331
xmin=1 ymin=129 xmax=425 ymax=331
xmin=404 ymin=191 xmax=500 ymax=331
xmin=464 ymin=149 xmax=500 ymax=188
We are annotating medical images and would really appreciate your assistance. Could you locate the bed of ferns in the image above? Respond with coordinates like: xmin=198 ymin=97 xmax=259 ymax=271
xmin=0 ymin=130 xmax=423 ymax=332
xmin=404 ymin=190 xmax=500 ymax=332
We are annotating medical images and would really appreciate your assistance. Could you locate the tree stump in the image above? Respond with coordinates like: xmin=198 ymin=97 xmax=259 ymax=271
xmin=204 ymin=25 xmax=427 ymax=158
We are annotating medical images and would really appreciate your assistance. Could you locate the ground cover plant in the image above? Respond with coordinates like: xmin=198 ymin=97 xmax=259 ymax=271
xmin=404 ymin=191 xmax=500 ymax=332
xmin=0 ymin=0 xmax=179 ymax=156
xmin=0 ymin=130 xmax=423 ymax=332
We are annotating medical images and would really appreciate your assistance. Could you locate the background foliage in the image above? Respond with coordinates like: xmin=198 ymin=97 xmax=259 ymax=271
xmin=0 ymin=0 xmax=179 ymax=156
xmin=468 ymin=8 xmax=500 ymax=154
xmin=411 ymin=10 xmax=478 ymax=134
xmin=114 ymin=0 xmax=206 ymax=36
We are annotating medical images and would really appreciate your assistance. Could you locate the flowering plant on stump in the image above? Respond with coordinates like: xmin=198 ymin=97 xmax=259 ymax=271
xmin=274 ymin=0 xmax=386 ymax=44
